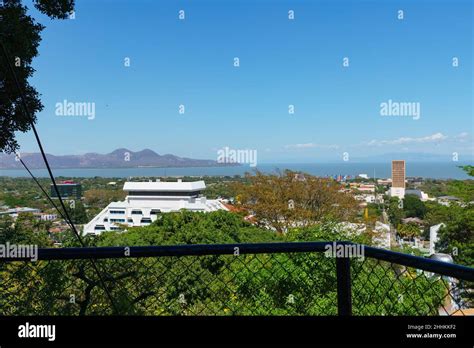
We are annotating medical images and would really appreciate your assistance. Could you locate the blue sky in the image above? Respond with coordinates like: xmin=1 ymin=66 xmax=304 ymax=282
xmin=16 ymin=0 xmax=473 ymax=163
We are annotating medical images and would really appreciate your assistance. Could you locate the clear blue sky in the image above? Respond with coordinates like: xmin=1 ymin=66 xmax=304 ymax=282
xmin=17 ymin=0 xmax=473 ymax=163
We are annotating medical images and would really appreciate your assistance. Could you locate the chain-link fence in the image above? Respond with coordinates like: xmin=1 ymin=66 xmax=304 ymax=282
xmin=0 ymin=242 xmax=472 ymax=315
xmin=351 ymin=257 xmax=472 ymax=316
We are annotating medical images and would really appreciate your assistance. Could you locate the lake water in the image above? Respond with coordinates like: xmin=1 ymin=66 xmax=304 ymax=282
xmin=0 ymin=162 xmax=471 ymax=179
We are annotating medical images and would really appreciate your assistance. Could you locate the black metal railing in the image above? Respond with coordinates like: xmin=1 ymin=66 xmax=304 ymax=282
xmin=0 ymin=242 xmax=473 ymax=316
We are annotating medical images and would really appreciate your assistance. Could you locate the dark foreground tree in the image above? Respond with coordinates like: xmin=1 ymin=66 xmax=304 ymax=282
xmin=0 ymin=0 xmax=74 ymax=153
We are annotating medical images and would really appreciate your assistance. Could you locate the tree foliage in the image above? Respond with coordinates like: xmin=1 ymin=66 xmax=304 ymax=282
xmin=403 ymin=194 xmax=427 ymax=219
xmin=386 ymin=196 xmax=403 ymax=227
xmin=0 ymin=0 xmax=74 ymax=153
xmin=396 ymin=222 xmax=421 ymax=239
xmin=460 ymin=165 xmax=474 ymax=177
xmin=233 ymin=170 xmax=358 ymax=233
xmin=0 ymin=210 xmax=452 ymax=315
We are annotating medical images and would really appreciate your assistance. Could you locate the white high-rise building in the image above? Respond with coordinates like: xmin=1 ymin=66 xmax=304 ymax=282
xmin=83 ymin=180 xmax=228 ymax=235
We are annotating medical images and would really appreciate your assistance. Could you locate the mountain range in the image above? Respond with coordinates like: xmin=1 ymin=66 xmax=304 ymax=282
xmin=0 ymin=149 xmax=235 ymax=169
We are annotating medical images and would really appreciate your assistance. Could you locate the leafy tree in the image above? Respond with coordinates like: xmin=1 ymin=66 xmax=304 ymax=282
xmin=0 ymin=0 xmax=74 ymax=153
xmin=403 ymin=194 xmax=427 ymax=219
xmin=445 ymin=180 xmax=474 ymax=202
xmin=1 ymin=193 xmax=28 ymax=207
xmin=436 ymin=206 xmax=474 ymax=267
xmin=64 ymin=201 xmax=88 ymax=224
xmin=0 ymin=213 xmax=52 ymax=246
xmin=425 ymin=198 xmax=474 ymax=267
xmin=97 ymin=210 xmax=280 ymax=247
xmin=396 ymin=223 xmax=421 ymax=240
xmin=83 ymin=188 xmax=126 ymax=207
xmin=424 ymin=201 xmax=462 ymax=231
xmin=460 ymin=165 xmax=474 ymax=177
xmin=386 ymin=197 xmax=404 ymax=227
xmin=233 ymin=170 xmax=358 ymax=233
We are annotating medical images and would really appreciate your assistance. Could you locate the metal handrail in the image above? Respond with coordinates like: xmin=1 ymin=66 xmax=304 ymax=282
xmin=2 ymin=241 xmax=473 ymax=281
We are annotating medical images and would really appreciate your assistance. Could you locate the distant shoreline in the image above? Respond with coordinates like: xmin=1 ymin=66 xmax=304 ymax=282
xmin=0 ymin=161 xmax=470 ymax=171
xmin=0 ymin=164 xmax=240 ymax=170
xmin=0 ymin=162 xmax=471 ymax=180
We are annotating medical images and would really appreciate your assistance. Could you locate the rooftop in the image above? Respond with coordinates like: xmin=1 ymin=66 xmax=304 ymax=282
xmin=0 ymin=207 xmax=41 ymax=215
xmin=123 ymin=180 xmax=206 ymax=192
xmin=437 ymin=196 xmax=460 ymax=201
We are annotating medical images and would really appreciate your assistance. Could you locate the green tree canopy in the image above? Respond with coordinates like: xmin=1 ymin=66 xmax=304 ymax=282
xmin=403 ymin=194 xmax=427 ymax=219
xmin=460 ymin=165 xmax=474 ymax=177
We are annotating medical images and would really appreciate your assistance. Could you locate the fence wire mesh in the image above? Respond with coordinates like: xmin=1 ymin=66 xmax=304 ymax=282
xmin=0 ymin=250 xmax=472 ymax=316
xmin=351 ymin=257 xmax=473 ymax=316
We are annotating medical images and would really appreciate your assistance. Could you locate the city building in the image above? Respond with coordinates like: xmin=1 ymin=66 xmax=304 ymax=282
xmin=436 ymin=195 xmax=461 ymax=207
xmin=349 ymin=182 xmax=375 ymax=192
xmin=407 ymin=176 xmax=424 ymax=186
xmin=388 ymin=160 xmax=406 ymax=199
xmin=405 ymin=189 xmax=432 ymax=202
xmin=377 ymin=178 xmax=392 ymax=186
xmin=355 ymin=194 xmax=375 ymax=204
xmin=401 ymin=217 xmax=424 ymax=226
xmin=0 ymin=207 xmax=41 ymax=219
xmin=294 ymin=173 xmax=306 ymax=181
xmin=336 ymin=222 xmax=367 ymax=236
xmin=38 ymin=213 xmax=58 ymax=221
xmin=354 ymin=193 xmax=384 ymax=204
xmin=83 ymin=179 xmax=228 ymax=235
xmin=357 ymin=183 xmax=375 ymax=192
xmin=51 ymin=181 xmax=82 ymax=199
